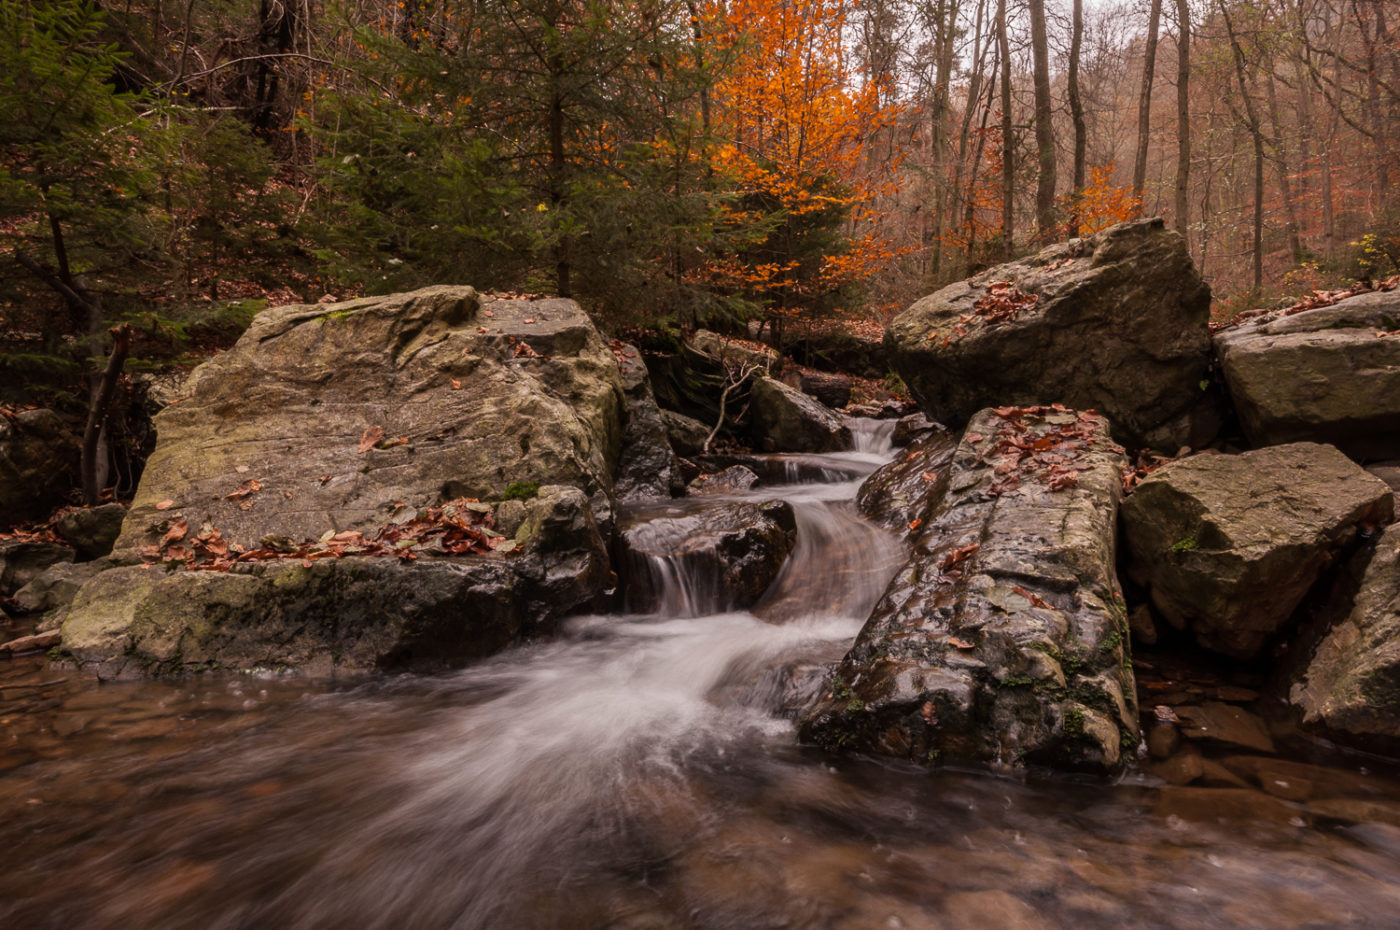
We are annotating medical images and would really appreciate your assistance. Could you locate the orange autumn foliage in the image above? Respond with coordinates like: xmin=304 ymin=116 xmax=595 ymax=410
xmin=698 ymin=0 xmax=906 ymax=317
xmin=1062 ymin=165 xmax=1141 ymax=236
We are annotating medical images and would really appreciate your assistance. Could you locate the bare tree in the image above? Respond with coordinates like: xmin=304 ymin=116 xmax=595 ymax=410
xmin=1028 ymin=0 xmax=1058 ymax=236
xmin=1132 ymin=0 xmax=1164 ymax=212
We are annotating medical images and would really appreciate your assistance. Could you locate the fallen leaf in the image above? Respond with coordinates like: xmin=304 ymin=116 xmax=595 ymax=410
xmin=358 ymin=426 xmax=384 ymax=453
xmin=908 ymin=518 xmax=922 ymax=530
xmin=155 ymin=500 xmax=175 ymax=511
xmin=162 ymin=520 xmax=189 ymax=545
xmin=225 ymin=478 xmax=261 ymax=500
xmin=451 ymin=379 xmax=462 ymax=389
xmin=947 ymin=636 xmax=975 ymax=649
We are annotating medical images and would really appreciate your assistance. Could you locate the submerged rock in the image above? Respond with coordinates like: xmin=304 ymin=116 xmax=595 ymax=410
xmin=1215 ymin=287 xmax=1400 ymax=459
xmin=617 ymin=500 xmax=797 ymax=614
xmin=749 ymin=377 xmax=851 ymax=453
xmin=801 ymin=406 xmax=1137 ymax=773
xmin=1290 ymin=525 xmax=1400 ymax=752
xmin=1121 ymin=443 xmax=1393 ymax=658
xmin=885 ymin=218 xmax=1216 ymax=451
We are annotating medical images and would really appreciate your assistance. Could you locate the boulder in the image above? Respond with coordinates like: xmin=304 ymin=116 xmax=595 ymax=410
xmin=60 ymin=558 xmax=520 ymax=680
xmin=614 ymin=343 xmax=683 ymax=501
xmin=112 ymin=287 xmax=625 ymax=561
xmin=749 ymin=377 xmax=851 ymax=453
xmin=59 ymin=484 xmax=609 ymax=679
xmin=1290 ymin=525 xmax=1400 ymax=751
xmin=0 ymin=408 xmax=79 ymax=524
xmin=801 ymin=406 xmax=1138 ymax=772
xmin=854 ymin=431 xmax=958 ymax=532
xmin=892 ymin=412 xmax=941 ymax=447
xmin=798 ymin=371 xmax=852 ymax=409
xmin=688 ymin=465 xmax=759 ymax=495
xmin=885 ymin=218 xmax=1216 ymax=451
xmin=60 ymin=287 xmax=626 ymax=676
xmin=661 ymin=409 xmax=711 ymax=457
xmin=1215 ymin=288 xmax=1400 ymax=459
xmin=617 ymin=499 xmax=797 ymax=614
xmin=0 ymin=540 xmax=77 ymax=595
xmin=56 ymin=503 xmax=127 ymax=558
xmin=13 ymin=560 xmax=107 ymax=614
xmin=1121 ymin=443 xmax=1393 ymax=658
xmin=690 ymin=329 xmax=777 ymax=373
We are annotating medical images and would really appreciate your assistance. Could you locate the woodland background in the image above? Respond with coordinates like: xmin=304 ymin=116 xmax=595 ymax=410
xmin=2 ymin=0 xmax=1398 ymax=423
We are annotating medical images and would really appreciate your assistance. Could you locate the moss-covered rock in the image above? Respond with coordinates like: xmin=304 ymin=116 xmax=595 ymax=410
xmin=885 ymin=218 xmax=1217 ymax=452
xmin=800 ymin=406 xmax=1137 ymax=773
xmin=1121 ymin=443 xmax=1393 ymax=658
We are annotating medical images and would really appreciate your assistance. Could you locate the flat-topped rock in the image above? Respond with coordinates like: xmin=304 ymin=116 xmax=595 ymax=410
xmin=1122 ymin=443 xmax=1393 ymax=658
xmin=1215 ymin=287 xmax=1400 ymax=458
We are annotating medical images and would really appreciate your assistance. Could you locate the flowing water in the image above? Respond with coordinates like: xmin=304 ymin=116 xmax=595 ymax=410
xmin=4 ymin=422 xmax=1400 ymax=929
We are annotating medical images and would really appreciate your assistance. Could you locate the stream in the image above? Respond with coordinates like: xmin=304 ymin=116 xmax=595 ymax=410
xmin=4 ymin=423 xmax=1400 ymax=929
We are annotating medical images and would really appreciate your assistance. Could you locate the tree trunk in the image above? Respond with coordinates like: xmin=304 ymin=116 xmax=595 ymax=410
xmin=1221 ymin=0 xmax=1264 ymax=293
xmin=1133 ymin=0 xmax=1163 ymax=213
xmin=1265 ymin=72 xmax=1304 ymax=262
xmin=82 ymin=326 xmax=132 ymax=507
xmin=1028 ymin=0 xmax=1057 ymax=236
xmin=1173 ymin=0 xmax=1191 ymax=240
xmin=1067 ymin=0 xmax=1087 ymax=237
xmin=998 ymin=0 xmax=1014 ymax=257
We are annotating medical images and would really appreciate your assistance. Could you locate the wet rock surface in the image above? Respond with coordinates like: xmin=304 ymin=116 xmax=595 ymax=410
xmin=687 ymin=465 xmax=759 ymax=495
xmin=1290 ymin=524 xmax=1400 ymax=751
xmin=13 ymin=560 xmax=107 ymax=614
xmin=885 ymin=218 xmax=1216 ymax=451
xmin=1121 ymin=442 xmax=1393 ymax=658
xmin=802 ymin=406 xmax=1137 ymax=772
xmin=1215 ymin=287 xmax=1400 ymax=458
xmin=613 ymin=342 xmax=682 ymax=501
xmin=749 ymin=377 xmax=851 ymax=453
xmin=0 ymin=540 xmax=77 ymax=596
xmin=617 ymin=499 xmax=797 ymax=614
xmin=854 ymin=431 xmax=958 ymax=532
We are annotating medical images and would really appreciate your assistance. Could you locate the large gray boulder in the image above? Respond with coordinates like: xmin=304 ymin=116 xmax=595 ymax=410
xmin=1121 ymin=443 xmax=1394 ymax=658
xmin=113 ymin=286 xmax=624 ymax=559
xmin=0 ymin=408 xmax=78 ymax=524
xmin=60 ymin=287 xmax=628 ymax=676
xmin=886 ymin=218 xmax=1215 ymax=451
xmin=749 ymin=377 xmax=851 ymax=453
xmin=801 ymin=406 xmax=1138 ymax=773
xmin=1290 ymin=526 xmax=1400 ymax=751
xmin=1215 ymin=288 xmax=1400 ymax=459
xmin=617 ymin=499 xmax=796 ymax=614
xmin=61 ymin=558 xmax=520 ymax=680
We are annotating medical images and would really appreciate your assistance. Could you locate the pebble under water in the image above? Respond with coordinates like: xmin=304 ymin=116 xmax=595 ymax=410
xmin=4 ymin=424 xmax=1400 ymax=929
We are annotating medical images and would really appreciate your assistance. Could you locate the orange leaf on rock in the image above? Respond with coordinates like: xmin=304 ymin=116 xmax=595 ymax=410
xmin=358 ymin=426 xmax=384 ymax=453
xmin=155 ymin=499 xmax=175 ymax=511
xmin=162 ymin=520 xmax=188 ymax=545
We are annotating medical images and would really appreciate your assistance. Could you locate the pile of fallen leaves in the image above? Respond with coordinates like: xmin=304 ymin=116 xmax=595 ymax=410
xmin=1213 ymin=274 xmax=1400 ymax=332
xmin=937 ymin=281 xmax=1040 ymax=347
xmin=969 ymin=404 xmax=1120 ymax=497
xmin=138 ymin=498 xmax=518 ymax=572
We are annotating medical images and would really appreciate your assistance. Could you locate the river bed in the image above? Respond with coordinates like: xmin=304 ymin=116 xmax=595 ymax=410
xmin=3 ymin=428 xmax=1400 ymax=929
